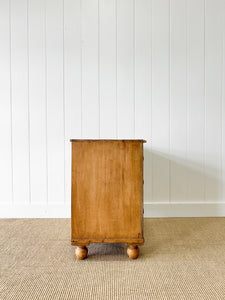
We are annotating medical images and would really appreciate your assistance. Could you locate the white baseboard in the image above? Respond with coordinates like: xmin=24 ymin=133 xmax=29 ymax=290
xmin=144 ymin=202 xmax=225 ymax=217
xmin=0 ymin=203 xmax=71 ymax=218
xmin=0 ymin=202 xmax=225 ymax=218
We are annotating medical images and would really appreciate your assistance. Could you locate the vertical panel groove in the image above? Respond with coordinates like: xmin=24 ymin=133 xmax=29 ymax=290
xmin=222 ymin=1 xmax=225 ymax=197
xmin=62 ymin=0 xmax=66 ymax=203
xmin=169 ymin=0 xmax=172 ymax=203
xmin=80 ymin=0 xmax=83 ymax=138
xmin=98 ymin=0 xmax=100 ymax=138
xmin=150 ymin=0 xmax=153 ymax=202
xmin=186 ymin=0 xmax=189 ymax=201
xmin=27 ymin=0 xmax=31 ymax=204
xmin=221 ymin=2 xmax=225 ymax=197
xmin=185 ymin=0 xmax=187 ymax=201
xmin=115 ymin=0 xmax=118 ymax=139
xmin=9 ymin=0 xmax=14 ymax=204
xmin=133 ymin=0 xmax=135 ymax=138
xmin=44 ymin=0 xmax=48 ymax=204
xmin=221 ymin=1 xmax=224 ymax=200
xmin=203 ymin=0 xmax=206 ymax=202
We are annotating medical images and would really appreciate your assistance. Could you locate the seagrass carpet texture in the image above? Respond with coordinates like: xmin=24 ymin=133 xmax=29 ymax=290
xmin=0 ymin=218 xmax=225 ymax=300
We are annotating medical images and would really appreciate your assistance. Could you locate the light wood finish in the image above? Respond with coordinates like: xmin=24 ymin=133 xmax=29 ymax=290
xmin=71 ymin=139 xmax=146 ymax=259
xmin=71 ymin=238 xmax=144 ymax=246
xmin=75 ymin=246 xmax=88 ymax=260
xmin=127 ymin=245 xmax=140 ymax=259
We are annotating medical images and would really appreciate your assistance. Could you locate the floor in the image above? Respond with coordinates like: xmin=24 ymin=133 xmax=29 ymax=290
xmin=0 ymin=218 xmax=225 ymax=299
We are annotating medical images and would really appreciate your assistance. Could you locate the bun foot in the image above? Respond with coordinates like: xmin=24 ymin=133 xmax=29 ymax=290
xmin=127 ymin=245 xmax=140 ymax=259
xmin=75 ymin=246 xmax=88 ymax=260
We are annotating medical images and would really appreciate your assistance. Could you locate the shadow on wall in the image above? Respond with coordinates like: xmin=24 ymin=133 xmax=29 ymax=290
xmin=143 ymin=148 xmax=222 ymax=203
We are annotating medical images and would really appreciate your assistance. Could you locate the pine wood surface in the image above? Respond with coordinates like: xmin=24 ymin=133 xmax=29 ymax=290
xmin=71 ymin=140 xmax=145 ymax=252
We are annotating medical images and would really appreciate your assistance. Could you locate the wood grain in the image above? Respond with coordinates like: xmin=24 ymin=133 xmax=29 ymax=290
xmin=71 ymin=140 xmax=145 ymax=247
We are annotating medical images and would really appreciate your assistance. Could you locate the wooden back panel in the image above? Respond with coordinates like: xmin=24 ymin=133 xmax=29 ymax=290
xmin=71 ymin=140 xmax=144 ymax=240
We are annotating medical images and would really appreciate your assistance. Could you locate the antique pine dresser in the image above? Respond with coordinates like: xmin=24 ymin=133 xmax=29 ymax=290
xmin=71 ymin=139 xmax=146 ymax=259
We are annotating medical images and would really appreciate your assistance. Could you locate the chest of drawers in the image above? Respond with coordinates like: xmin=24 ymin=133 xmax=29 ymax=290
xmin=71 ymin=139 xmax=146 ymax=259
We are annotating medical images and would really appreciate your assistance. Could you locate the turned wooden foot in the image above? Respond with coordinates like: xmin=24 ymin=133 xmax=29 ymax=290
xmin=75 ymin=246 xmax=88 ymax=260
xmin=127 ymin=245 xmax=140 ymax=259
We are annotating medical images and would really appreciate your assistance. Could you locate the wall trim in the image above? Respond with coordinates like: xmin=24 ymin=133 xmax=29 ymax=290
xmin=0 ymin=203 xmax=71 ymax=218
xmin=0 ymin=202 xmax=225 ymax=218
xmin=144 ymin=202 xmax=225 ymax=217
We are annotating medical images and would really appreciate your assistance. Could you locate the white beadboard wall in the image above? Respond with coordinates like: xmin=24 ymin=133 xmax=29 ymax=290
xmin=0 ymin=0 xmax=225 ymax=218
